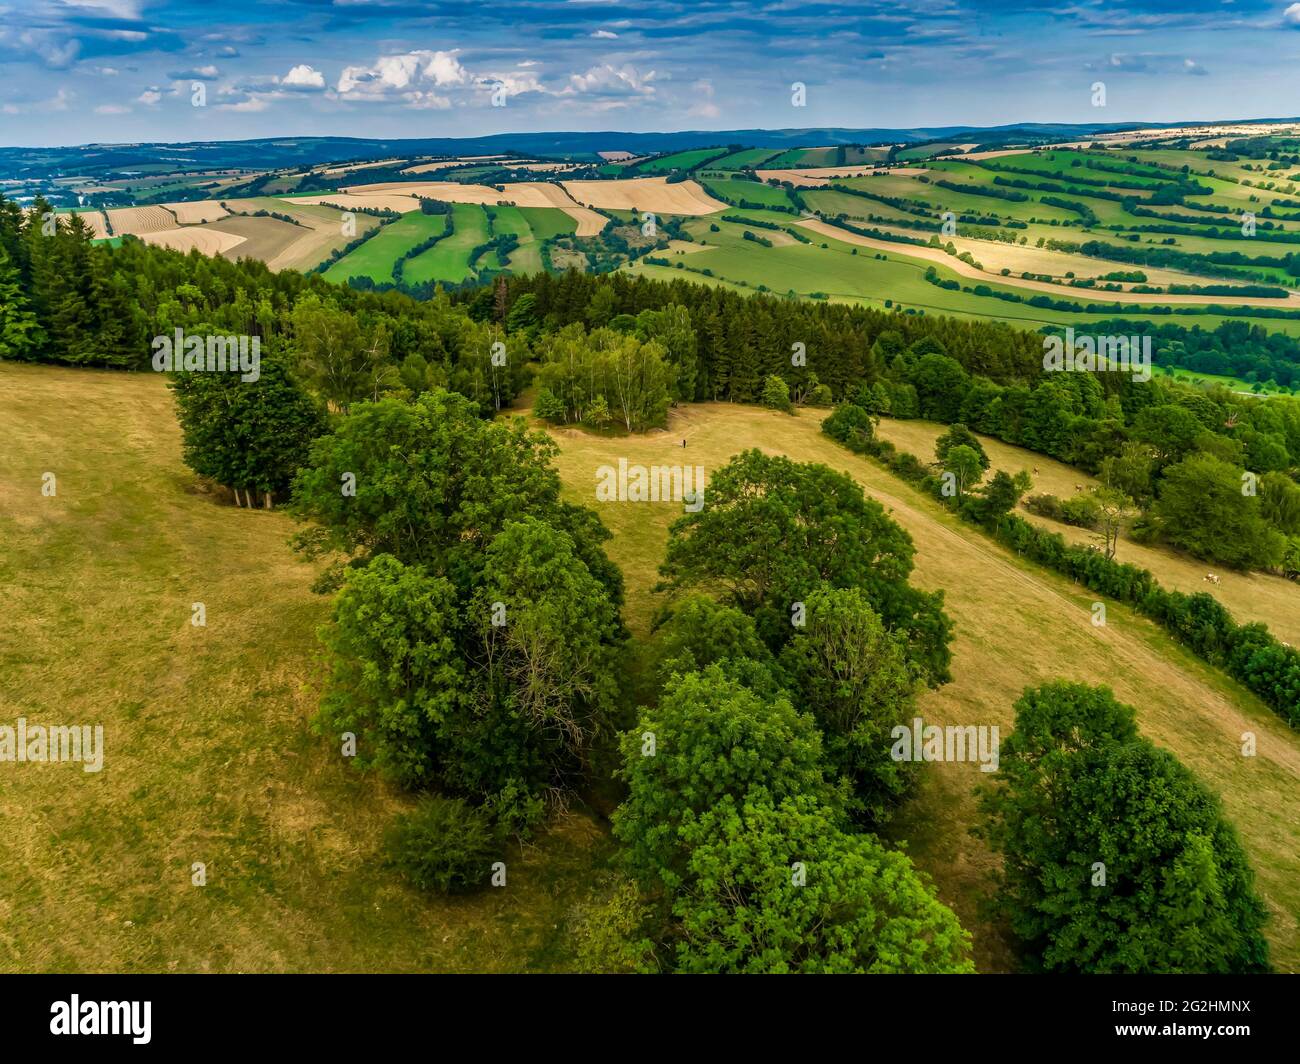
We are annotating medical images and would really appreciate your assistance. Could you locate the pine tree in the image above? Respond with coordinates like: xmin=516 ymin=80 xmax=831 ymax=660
xmin=0 ymin=247 xmax=40 ymax=358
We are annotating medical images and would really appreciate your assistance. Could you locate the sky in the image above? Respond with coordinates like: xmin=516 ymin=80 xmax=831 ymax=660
xmin=3 ymin=0 xmax=1300 ymax=146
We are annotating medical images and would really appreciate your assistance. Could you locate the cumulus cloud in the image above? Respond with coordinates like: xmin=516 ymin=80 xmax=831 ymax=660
xmin=1286 ymin=3 xmax=1300 ymax=27
xmin=281 ymin=64 xmax=325 ymax=89
xmin=337 ymin=50 xmax=468 ymax=98
xmin=565 ymin=62 xmax=657 ymax=99
xmin=136 ymin=87 xmax=162 ymax=105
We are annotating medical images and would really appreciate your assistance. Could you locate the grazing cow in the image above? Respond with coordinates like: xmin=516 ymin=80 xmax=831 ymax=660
xmin=1204 ymin=573 xmax=1221 ymax=585
xmin=1075 ymin=484 xmax=1085 ymax=492
xmin=1032 ymin=467 xmax=1040 ymax=475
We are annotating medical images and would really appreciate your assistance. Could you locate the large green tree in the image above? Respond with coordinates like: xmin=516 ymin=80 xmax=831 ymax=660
xmin=660 ymin=449 xmax=952 ymax=682
xmin=778 ymin=587 xmax=919 ymax=825
xmin=672 ymin=793 xmax=974 ymax=974
xmin=1152 ymin=452 xmax=1286 ymax=570
xmin=979 ymin=681 xmax=1271 ymax=974
xmin=170 ymin=350 xmax=326 ymax=507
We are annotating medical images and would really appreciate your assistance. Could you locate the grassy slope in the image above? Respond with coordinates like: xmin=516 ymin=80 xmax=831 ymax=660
xmin=539 ymin=401 xmax=1300 ymax=974
xmin=3 ymin=364 xmax=1297 ymax=974
xmin=0 ymin=363 xmax=611 ymax=974
xmin=630 ymin=218 xmax=1300 ymax=334
xmin=868 ymin=415 xmax=1300 ymax=645
xmin=700 ymin=177 xmax=794 ymax=210
xmin=403 ymin=203 xmax=489 ymax=285
xmin=323 ymin=212 xmax=447 ymax=285
xmin=486 ymin=205 xmax=541 ymax=274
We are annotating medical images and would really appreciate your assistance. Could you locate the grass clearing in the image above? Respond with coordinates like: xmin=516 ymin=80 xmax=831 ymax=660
xmin=0 ymin=363 xmax=612 ymax=974
xmin=2 ymin=364 xmax=1297 ymax=974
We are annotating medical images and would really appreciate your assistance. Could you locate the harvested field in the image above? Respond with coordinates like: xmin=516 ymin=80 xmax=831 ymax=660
xmin=137 ymin=227 xmax=246 ymax=256
xmin=200 ymin=215 xmax=303 ymax=263
xmin=756 ymin=166 xmax=926 ymax=185
xmin=560 ymin=177 xmax=725 ymax=215
xmin=71 ymin=210 xmax=110 ymax=239
xmin=105 ymin=205 xmax=178 ymax=236
xmin=401 ymin=160 xmax=574 ymax=175
xmin=291 ymin=193 xmax=423 ymax=214
xmin=164 ymin=201 xmax=230 ymax=225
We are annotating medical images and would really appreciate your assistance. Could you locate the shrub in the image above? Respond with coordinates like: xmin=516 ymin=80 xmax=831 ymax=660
xmin=384 ymin=795 xmax=500 ymax=894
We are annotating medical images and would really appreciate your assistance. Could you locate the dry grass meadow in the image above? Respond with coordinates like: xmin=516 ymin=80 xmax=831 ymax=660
xmin=0 ymin=363 xmax=611 ymax=974
xmin=1 ymin=363 xmax=1296 ymax=973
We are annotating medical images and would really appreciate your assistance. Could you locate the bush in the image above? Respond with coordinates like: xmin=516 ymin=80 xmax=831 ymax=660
xmin=384 ymin=795 xmax=500 ymax=894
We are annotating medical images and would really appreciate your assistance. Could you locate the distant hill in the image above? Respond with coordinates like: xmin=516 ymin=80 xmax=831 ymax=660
xmin=6 ymin=119 xmax=1296 ymax=179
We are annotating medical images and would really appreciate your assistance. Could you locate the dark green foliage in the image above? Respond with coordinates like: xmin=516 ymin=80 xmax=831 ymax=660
xmin=613 ymin=665 xmax=835 ymax=888
xmin=170 ymin=351 xmax=326 ymax=504
xmin=821 ymin=402 xmax=876 ymax=451
xmin=778 ymin=587 xmax=920 ymax=825
xmin=659 ymin=448 xmax=952 ymax=683
xmin=671 ymin=792 xmax=973 ymax=973
xmin=979 ymin=682 xmax=1271 ymax=973
xmin=302 ymin=392 xmax=625 ymax=825
xmin=934 ymin=422 xmax=989 ymax=470
xmin=384 ymin=796 xmax=500 ymax=894
xmin=1152 ymin=453 xmax=1287 ymax=569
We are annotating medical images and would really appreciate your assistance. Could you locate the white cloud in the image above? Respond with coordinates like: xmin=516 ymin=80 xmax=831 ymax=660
xmin=401 ymin=91 xmax=451 ymax=110
xmin=566 ymin=63 xmax=657 ymax=99
xmin=20 ymin=31 xmax=80 ymax=69
xmin=590 ymin=30 xmax=618 ymax=39
xmin=218 ymin=97 xmax=268 ymax=112
xmin=337 ymin=50 xmax=468 ymax=98
xmin=1286 ymin=3 xmax=1300 ymax=27
xmin=136 ymin=88 xmax=162 ymax=105
xmin=282 ymin=64 xmax=325 ymax=89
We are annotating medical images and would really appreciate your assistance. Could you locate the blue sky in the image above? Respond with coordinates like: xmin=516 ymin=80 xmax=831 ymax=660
xmin=2 ymin=0 xmax=1300 ymax=146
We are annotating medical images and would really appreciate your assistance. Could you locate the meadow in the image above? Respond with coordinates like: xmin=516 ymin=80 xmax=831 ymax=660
xmin=4 ymin=362 xmax=1296 ymax=973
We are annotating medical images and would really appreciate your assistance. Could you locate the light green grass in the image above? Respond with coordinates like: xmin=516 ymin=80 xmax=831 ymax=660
xmin=322 ymin=211 xmax=447 ymax=285
xmin=403 ymin=203 xmax=490 ymax=285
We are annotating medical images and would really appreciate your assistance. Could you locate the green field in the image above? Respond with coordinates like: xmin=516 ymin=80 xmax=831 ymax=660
xmin=403 ymin=202 xmax=490 ymax=285
xmin=633 ymin=147 xmax=730 ymax=173
xmin=630 ymin=212 xmax=1300 ymax=336
xmin=707 ymin=147 xmax=783 ymax=170
xmin=700 ymin=176 xmax=795 ymax=210
xmin=322 ymin=211 xmax=447 ymax=285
